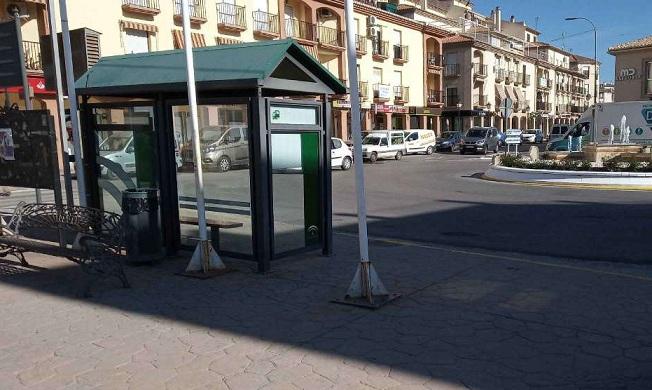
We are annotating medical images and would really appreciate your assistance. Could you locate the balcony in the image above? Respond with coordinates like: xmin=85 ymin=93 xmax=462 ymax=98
xmin=523 ymin=74 xmax=531 ymax=86
xmin=285 ymin=18 xmax=316 ymax=43
xmin=495 ymin=68 xmax=506 ymax=82
xmin=473 ymin=94 xmax=489 ymax=107
xmin=355 ymin=34 xmax=366 ymax=55
xmin=318 ymin=26 xmax=345 ymax=50
xmin=359 ymin=81 xmax=369 ymax=100
xmin=397 ymin=0 xmax=422 ymax=9
xmin=372 ymin=39 xmax=389 ymax=60
xmin=445 ymin=94 xmax=460 ymax=107
xmin=506 ymin=71 xmax=517 ymax=84
xmin=252 ymin=11 xmax=279 ymax=38
xmin=514 ymin=72 xmax=523 ymax=85
xmin=122 ymin=0 xmax=160 ymax=15
xmin=571 ymin=105 xmax=586 ymax=114
xmin=23 ymin=41 xmax=42 ymax=72
xmin=373 ymin=83 xmax=391 ymax=102
xmin=473 ymin=63 xmax=487 ymax=79
xmin=536 ymin=101 xmax=552 ymax=112
xmin=427 ymin=90 xmax=443 ymax=106
xmin=173 ymin=0 xmax=207 ymax=24
xmin=521 ymin=100 xmax=530 ymax=112
xmin=537 ymin=77 xmax=551 ymax=90
xmin=427 ymin=53 xmax=443 ymax=69
xmin=393 ymin=45 xmax=408 ymax=64
xmin=444 ymin=64 xmax=460 ymax=78
xmin=557 ymin=104 xmax=570 ymax=114
xmin=216 ymin=3 xmax=246 ymax=32
xmin=394 ymin=86 xmax=409 ymax=103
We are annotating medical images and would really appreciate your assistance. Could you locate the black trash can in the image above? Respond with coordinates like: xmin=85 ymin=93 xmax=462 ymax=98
xmin=122 ymin=188 xmax=162 ymax=263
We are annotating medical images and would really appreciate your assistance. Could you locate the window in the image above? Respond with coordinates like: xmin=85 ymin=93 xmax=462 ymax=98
xmin=447 ymin=87 xmax=458 ymax=105
xmin=331 ymin=138 xmax=342 ymax=149
xmin=373 ymin=67 xmax=383 ymax=84
xmin=406 ymin=132 xmax=418 ymax=141
xmin=380 ymin=138 xmax=388 ymax=146
xmin=646 ymin=61 xmax=652 ymax=95
xmin=393 ymin=29 xmax=402 ymax=46
xmin=391 ymin=133 xmax=404 ymax=145
xmin=124 ymin=29 xmax=149 ymax=54
xmin=393 ymin=70 xmax=402 ymax=87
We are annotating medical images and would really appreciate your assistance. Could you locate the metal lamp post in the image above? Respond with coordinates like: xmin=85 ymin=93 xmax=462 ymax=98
xmin=457 ymin=102 xmax=463 ymax=132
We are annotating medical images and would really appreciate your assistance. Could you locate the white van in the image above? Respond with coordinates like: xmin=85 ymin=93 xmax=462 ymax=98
xmin=403 ymin=129 xmax=436 ymax=155
xmin=549 ymin=124 xmax=571 ymax=142
xmin=99 ymin=133 xmax=182 ymax=177
xmin=361 ymin=131 xmax=405 ymax=163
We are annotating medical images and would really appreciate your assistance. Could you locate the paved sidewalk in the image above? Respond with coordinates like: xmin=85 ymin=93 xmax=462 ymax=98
xmin=0 ymin=235 xmax=651 ymax=389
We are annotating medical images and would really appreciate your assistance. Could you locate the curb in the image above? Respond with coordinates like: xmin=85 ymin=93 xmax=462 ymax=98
xmin=480 ymin=173 xmax=652 ymax=192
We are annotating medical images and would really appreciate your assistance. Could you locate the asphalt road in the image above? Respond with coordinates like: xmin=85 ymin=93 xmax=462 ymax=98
xmin=332 ymin=147 xmax=652 ymax=264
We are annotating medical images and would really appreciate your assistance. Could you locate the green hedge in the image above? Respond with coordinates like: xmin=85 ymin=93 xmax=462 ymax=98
xmin=499 ymin=155 xmax=652 ymax=172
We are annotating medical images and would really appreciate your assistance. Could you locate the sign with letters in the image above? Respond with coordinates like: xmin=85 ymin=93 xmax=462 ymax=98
xmin=505 ymin=129 xmax=522 ymax=145
xmin=617 ymin=68 xmax=641 ymax=81
xmin=270 ymin=104 xmax=319 ymax=125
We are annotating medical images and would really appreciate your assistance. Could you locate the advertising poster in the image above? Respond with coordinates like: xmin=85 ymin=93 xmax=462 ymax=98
xmin=0 ymin=128 xmax=15 ymax=161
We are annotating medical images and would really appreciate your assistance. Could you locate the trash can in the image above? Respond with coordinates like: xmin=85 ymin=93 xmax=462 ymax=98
xmin=122 ymin=188 xmax=162 ymax=263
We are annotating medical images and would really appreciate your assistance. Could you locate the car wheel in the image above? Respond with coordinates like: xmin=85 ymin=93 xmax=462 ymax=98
xmin=369 ymin=152 xmax=378 ymax=163
xmin=217 ymin=156 xmax=231 ymax=172
xmin=425 ymin=146 xmax=434 ymax=155
xmin=460 ymin=149 xmax=465 ymax=155
xmin=395 ymin=151 xmax=403 ymax=160
xmin=341 ymin=156 xmax=352 ymax=170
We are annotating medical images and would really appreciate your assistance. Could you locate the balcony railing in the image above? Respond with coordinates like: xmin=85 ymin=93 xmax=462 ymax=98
xmin=216 ymin=3 xmax=246 ymax=31
xmin=537 ymin=77 xmax=551 ymax=89
xmin=473 ymin=94 xmax=489 ymax=107
xmin=473 ymin=63 xmax=487 ymax=78
xmin=393 ymin=45 xmax=408 ymax=63
xmin=495 ymin=68 xmax=506 ymax=82
xmin=506 ymin=71 xmax=517 ymax=84
xmin=173 ymin=0 xmax=207 ymax=23
xmin=394 ymin=86 xmax=409 ymax=103
xmin=514 ymin=72 xmax=523 ymax=85
xmin=445 ymin=94 xmax=460 ymax=107
xmin=444 ymin=64 xmax=460 ymax=77
xmin=22 ymin=41 xmax=42 ymax=72
xmin=252 ymin=11 xmax=279 ymax=37
xmin=318 ymin=25 xmax=345 ymax=48
xmin=523 ymin=74 xmax=531 ymax=86
xmin=355 ymin=34 xmax=366 ymax=54
xmin=359 ymin=81 xmax=369 ymax=99
xmin=427 ymin=53 xmax=443 ymax=68
xmin=372 ymin=39 xmax=389 ymax=59
xmin=571 ymin=105 xmax=587 ymax=113
xmin=373 ymin=83 xmax=391 ymax=101
xmin=557 ymin=104 xmax=570 ymax=114
xmin=285 ymin=18 xmax=316 ymax=42
xmin=427 ymin=90 xmax=443 ymax=105
xmin=536 ymin=101 xmax=552 ymax=112
xmin=122 ymin=0 xmax=161 ymax=14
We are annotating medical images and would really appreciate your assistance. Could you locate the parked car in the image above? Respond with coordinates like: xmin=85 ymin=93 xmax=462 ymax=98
xmin=520 ymin=129 xmax=539 ymax=143
xmin=435 ymin=131 xmax=462 ymax=152
xmin=460 ymin=127 xmax=500 ymax=155
xmin=361 ymin=131 xmax=405 ymax=163
xmin=549 ymin=124 xmax=571 ymax=142
xmin=99 ymin=133 xmax=182 ymax=177
xmin=202 ymin=126 xmax=249 ymax=172
xmin=496 ymin=130 xmax=506 ymax=146
xmin=331 ymin=137 xmax=353 ymax=170
xmin=403 ymin=129 xmax=437 ymax=155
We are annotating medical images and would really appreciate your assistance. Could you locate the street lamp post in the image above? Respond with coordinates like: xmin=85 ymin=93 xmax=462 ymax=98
xmin=565 ymin=16 xmax=598 ymax=141
xmin=457 ymin=102 xmax=463 ymax=132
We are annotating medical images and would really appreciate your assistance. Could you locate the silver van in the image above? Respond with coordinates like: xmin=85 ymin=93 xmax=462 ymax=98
xmin=202 ymin=126 xmax=249 ymax=172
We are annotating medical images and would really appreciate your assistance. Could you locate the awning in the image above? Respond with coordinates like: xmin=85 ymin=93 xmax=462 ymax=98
xmin=172 ymin=30 xmax=206 ymax=49
xmin=120 ymin=20 xmax=158 ymax=33
xmin=514 ymin=87 xmax=525 ymax=103
xmin=505 ymin=86 xmax=518 ymax=102
xmin=301 ymin=44 xmax=319 ymax=59
xmin=495 ymin=85 xmax=506 ymax=101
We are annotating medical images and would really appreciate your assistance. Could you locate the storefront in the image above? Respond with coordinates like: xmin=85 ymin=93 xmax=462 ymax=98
xmin=75 ymin=40 xmax=346 ymax=272
xmin=409 ymin=106 xmax=442 ymax=134
xmin=370 ymin=104 xmax=410 ymax=130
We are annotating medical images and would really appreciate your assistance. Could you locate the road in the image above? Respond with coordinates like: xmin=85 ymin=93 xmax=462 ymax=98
xmin=332 ymin=147 xmax=652 ymax=264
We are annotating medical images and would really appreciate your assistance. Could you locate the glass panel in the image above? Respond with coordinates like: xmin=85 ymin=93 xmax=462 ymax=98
xmin=94 ymin=106 xmax=158 ymax=215
xmin=172 ymin=104 xmax=253 ymax=255
xmin=271 ymin=132 xmax=321 ymax=254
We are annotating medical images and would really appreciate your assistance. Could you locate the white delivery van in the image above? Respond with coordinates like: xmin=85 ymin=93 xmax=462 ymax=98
xmin=403 ymin=129 xmax=437 ymax=155
xmin=361 ymin=131 xmax=405 ymax=163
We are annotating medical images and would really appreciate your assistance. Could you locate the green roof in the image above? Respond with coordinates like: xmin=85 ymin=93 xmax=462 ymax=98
xmin=75 ymin=39 xmax=346 ymax=95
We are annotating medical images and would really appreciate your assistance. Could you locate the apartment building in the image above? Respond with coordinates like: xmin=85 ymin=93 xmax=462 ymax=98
xmin=608 ymin=35 xmax=652 ymax=102
xmin=599 ymin=82 xmax=615 ymax=103
xmin=0 ymin=0 xmax=449 ymax=140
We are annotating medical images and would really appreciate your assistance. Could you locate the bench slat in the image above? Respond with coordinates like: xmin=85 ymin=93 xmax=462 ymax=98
xmin=178 ymin=214 xmax=243 ymax=229
xmin=0 ymin=236 xmax=85 ymax=259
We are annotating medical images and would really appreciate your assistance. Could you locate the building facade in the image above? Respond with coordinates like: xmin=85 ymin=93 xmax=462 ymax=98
xmin=608 ymin=35 xmax=652 ymax=102
xmin=599 ymin=82 xmax=615 ymax=103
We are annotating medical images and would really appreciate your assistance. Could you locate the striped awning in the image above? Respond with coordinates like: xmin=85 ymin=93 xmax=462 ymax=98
xmin=172 ymin=30 xmax=206 ymax=49
xmin=215 ymin=37 xmax=243 ymax=45
xmin=121 ymin=20 xmax=158 ymax=33
xmin=17 ymin=0 xmax=46 ymax=4
xmin=300 ymin=44 xmax=319 ymax=59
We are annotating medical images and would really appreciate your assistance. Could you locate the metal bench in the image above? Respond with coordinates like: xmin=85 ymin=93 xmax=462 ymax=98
xmin=0 ymin=202 xmax=129 ymax=296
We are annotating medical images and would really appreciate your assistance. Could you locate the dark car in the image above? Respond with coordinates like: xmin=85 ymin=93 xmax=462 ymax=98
xmin=435 ymin=131 xmax=462 ymax=152
xmin=460 ymin=127 xmax=500 ymax=155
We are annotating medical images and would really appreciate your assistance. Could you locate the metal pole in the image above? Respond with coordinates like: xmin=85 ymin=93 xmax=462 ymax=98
xmin=180 ymin=0 xmax=225 ymax=273
xmin=12 ymin=9 xmax=41 ymax=203
xmin=59 ymin=0 xmax=87 ymax=206
xmin=336 ymin=0 xmax=395 ymax=308
xmin=47 ymin=1 xmax=74 ymax=206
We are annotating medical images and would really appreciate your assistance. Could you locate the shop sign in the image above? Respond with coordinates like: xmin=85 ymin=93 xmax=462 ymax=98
xmin=270 ymin=104 xmax=319 ymax=125
xmin=617 ymin=67 xmax=641 ymax=81
xmin=409 ymin=106 xmax=441 ymax=116
xmin=372 ymin=104 xmax=409 ymax=114
xmin=332 ymin=100 xmax=351 ymax=109
xmin=6 ymin=76 xmax=56 ymax=96
xmin=376 ymin=84 xmax=392 ymax=100
xmin=361 ymin=102 xmax=372 ymax=110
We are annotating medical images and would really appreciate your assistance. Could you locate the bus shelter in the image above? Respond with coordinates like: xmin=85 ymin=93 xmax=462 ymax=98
xmin=75 ymin=39 xmax=346 ymax=272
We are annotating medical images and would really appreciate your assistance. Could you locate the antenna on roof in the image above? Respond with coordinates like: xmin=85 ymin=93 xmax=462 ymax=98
xmin=535 ymin=16 xmax=539 ymax=31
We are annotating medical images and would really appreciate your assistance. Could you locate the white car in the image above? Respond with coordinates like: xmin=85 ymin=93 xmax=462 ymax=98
xmin=403 ymin=129 xmax=436 ymax=155
xmin=99 ymin=133 xmax=182 ymax=177
xmin=361 ymin=131 xmax=405 ymax=163
xmin=331 ymin=137 xmax=353 ymax=170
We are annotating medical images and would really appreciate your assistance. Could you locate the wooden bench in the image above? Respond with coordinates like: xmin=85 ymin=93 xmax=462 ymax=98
xmin=178 ymin=211 xmax=243 ymax=250
xmin=0 ymin=202 xmax=129 ymax=296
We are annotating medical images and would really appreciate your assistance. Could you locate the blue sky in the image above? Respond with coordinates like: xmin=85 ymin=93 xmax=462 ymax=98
xmin=474 ymin=0 xmax=651 ymax=82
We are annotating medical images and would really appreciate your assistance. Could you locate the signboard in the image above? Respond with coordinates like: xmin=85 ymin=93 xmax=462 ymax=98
xmin=270 ymin=105 xmax=319 ymax=125
xmin=617 ymin=68 xmax=641 ymax=81
xmin=0 ymin=21 xmax=24 ymax=88
xmin=505 ymin=129 xmax=522 ymax=145
xmin=376 ymin=84 xmax=392 ymax=100
xmin=372 ymin=104 xmax=409 ymax=114
xmin=6 ymin=76 xmax=56 ymax=96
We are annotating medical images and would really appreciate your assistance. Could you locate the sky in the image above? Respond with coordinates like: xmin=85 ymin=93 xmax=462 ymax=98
xmin=474 ymin=0 xmax=651 ymax=82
